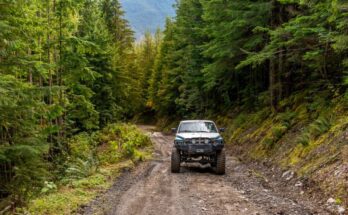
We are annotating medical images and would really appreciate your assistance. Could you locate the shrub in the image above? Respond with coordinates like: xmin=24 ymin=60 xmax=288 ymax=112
xmin=68 ymin=133 xmax=96 ymax=160
xmin=233 ymin=113 xmax=249 ymax=128
xmin=65 ymin=156 xmax=99 ymax=181
xmin=96 ymin=123 xmax=151 ymax=164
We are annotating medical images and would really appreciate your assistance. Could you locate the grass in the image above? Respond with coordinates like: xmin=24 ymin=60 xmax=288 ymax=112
xmin=23 ymin=160 xmax=139 ymax=215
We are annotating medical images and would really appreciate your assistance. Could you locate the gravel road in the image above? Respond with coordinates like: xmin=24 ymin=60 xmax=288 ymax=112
xmin=81 ymin=126 xmax=332 ymax=215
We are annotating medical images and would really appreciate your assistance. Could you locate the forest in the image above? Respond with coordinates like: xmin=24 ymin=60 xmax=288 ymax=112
xmin=1 ymin=0 xmax=347 ymax=213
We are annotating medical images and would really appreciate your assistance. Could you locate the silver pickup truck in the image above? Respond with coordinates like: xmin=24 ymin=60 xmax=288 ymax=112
xmin=171 ymin=120 xmax=225 ymax=174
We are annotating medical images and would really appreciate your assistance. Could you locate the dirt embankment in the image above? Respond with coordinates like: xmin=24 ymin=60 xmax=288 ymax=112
xmin=80 ymin=126 xmax=337 ymax=215
xmin=223 ymin=115 xmax=348 ymax=214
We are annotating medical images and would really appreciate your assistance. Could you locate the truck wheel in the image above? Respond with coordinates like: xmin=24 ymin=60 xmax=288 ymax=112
xmin=216 ymin=150 xmax=225 ymax=175
xmin=171 ymin=148 xmax=181 ymax=173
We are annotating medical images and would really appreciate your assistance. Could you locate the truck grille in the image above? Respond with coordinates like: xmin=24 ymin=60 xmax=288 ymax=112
xmin=184 ymin=138 xmax=211 ymax=144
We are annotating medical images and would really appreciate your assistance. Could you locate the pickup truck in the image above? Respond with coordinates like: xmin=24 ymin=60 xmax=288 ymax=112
xmin=171 ymin=120 xmax=225 ymax=174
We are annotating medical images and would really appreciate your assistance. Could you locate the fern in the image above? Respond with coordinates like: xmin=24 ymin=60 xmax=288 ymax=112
xmin=297 ymin=132 xmax=311 ymax=146
xmin=309 ymin=116 xmax=331 ymax=138
xmin=65 ymin=157 xmax=99 ymax=180
xmin=297 ymin=116 xmax=332 ymax=146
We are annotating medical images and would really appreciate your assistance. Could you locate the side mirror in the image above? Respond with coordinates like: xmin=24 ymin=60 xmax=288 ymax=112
xmin=171 ymin=128 xmax=177 ymax=134
xmin=219 ymin=128 xmax=225 ymax=132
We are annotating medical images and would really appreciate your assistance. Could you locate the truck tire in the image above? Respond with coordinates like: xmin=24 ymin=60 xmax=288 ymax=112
xmin=216 ymin=150 xmax=225 ymax=175
xmin=171 ymin=148 xmax=181 ymax=173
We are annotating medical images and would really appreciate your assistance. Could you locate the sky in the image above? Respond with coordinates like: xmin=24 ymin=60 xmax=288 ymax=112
xmin=119 ymin=0 xmax=176 ymax=39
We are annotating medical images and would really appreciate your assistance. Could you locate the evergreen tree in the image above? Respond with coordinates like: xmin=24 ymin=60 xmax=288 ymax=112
xmin=154 ymin=18 xmax=182 ymax=116
xmin=201 ymin=0 xmax=271 ymax=110
xmin=0 ymin=0 xmax=138 ymax=204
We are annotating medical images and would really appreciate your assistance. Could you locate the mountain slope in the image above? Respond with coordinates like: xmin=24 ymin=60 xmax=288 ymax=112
xmin=120 ymin=0 xmax=176 ymax=39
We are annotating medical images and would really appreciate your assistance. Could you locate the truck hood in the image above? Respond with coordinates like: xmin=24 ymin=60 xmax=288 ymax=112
xmin=176 ymin=132 xmax=221 ymax=139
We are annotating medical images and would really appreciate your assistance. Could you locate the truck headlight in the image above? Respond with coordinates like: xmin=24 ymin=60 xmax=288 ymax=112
xmin=213 ymin=137 xmax=223 ymax=145
xmin=175 ymin=136 xmax=184 ymax=145
xmin=175 ymin=139 xmax=184 ymax=145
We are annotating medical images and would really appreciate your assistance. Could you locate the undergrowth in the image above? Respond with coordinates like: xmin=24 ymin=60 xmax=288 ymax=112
xmin=14 ymin=123 xmax=152 ymax=215
xmin=220 ymin=92 xmax=348 ymax=207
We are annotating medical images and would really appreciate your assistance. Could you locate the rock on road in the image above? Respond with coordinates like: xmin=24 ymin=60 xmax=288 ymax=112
xmin=82 ymin=126 xmax=330 ymax=215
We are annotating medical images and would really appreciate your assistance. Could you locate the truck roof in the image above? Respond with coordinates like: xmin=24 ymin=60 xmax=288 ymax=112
xmin=180 ymin=120 xmax=214 ymax=123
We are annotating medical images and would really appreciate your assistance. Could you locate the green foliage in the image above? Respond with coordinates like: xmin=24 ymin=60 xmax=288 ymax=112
xmin=68 ymin=133 xmax=96 ymax=160
xmin=262 ymin=124 xmax=288 ymax=149
xmin=96 ymin=124 xmax=151 ymax=163
xmin=0 ymin=75 xmax=49 ymax=204
xmin=65 ymin=157 xmax=99 ymax=180
xmin=2 ymin=0 xmax=348 ymax=211
xmin=272 ymin=125 xmax=288 ymax=140
xmin=233 ymin=114 xmax=249 ymax=128
xmin=309 ymin=116 xmax=332 ymax=138
xmin=297 ymin=116 xmax=332 ymax=146
xmin=276 ymin=111 xmax=298 ymax=128
xmin=40 ymin=182 xmax=58 ymax=195
xmin=26 ymin=174 xmax=106 ymax=215
xmin=143 ymin=0 xmax=347 ymax=119
xmin=0 ymin=0 xmax=140 ymax=208
xmin=297 ymin=132 xmax=311 ymax=147
xmin=24 ymin=123 xmax=151 ymax=214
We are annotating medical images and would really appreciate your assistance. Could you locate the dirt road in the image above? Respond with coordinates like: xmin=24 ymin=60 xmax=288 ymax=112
xmin=82 ymin=126 xmax=331 ymax=215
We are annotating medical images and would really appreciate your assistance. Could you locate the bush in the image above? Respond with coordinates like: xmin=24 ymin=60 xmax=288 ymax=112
xmin=96 ymin=123 xmax=151 ymax=164
xmin=68 ymin=133 xmax=96 ymax=160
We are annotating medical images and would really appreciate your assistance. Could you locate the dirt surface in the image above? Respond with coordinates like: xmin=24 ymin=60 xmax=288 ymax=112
xmin=81 ymin=126 xmax=334 ymax=215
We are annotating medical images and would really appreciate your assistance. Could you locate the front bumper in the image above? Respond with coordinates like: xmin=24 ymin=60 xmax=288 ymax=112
xmin=174 ymin=143 xmax=224 ymax=155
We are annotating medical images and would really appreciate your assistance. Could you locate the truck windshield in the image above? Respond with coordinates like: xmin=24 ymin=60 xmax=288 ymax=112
xmin=178 ymin=122 xmax=217 ymax=133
